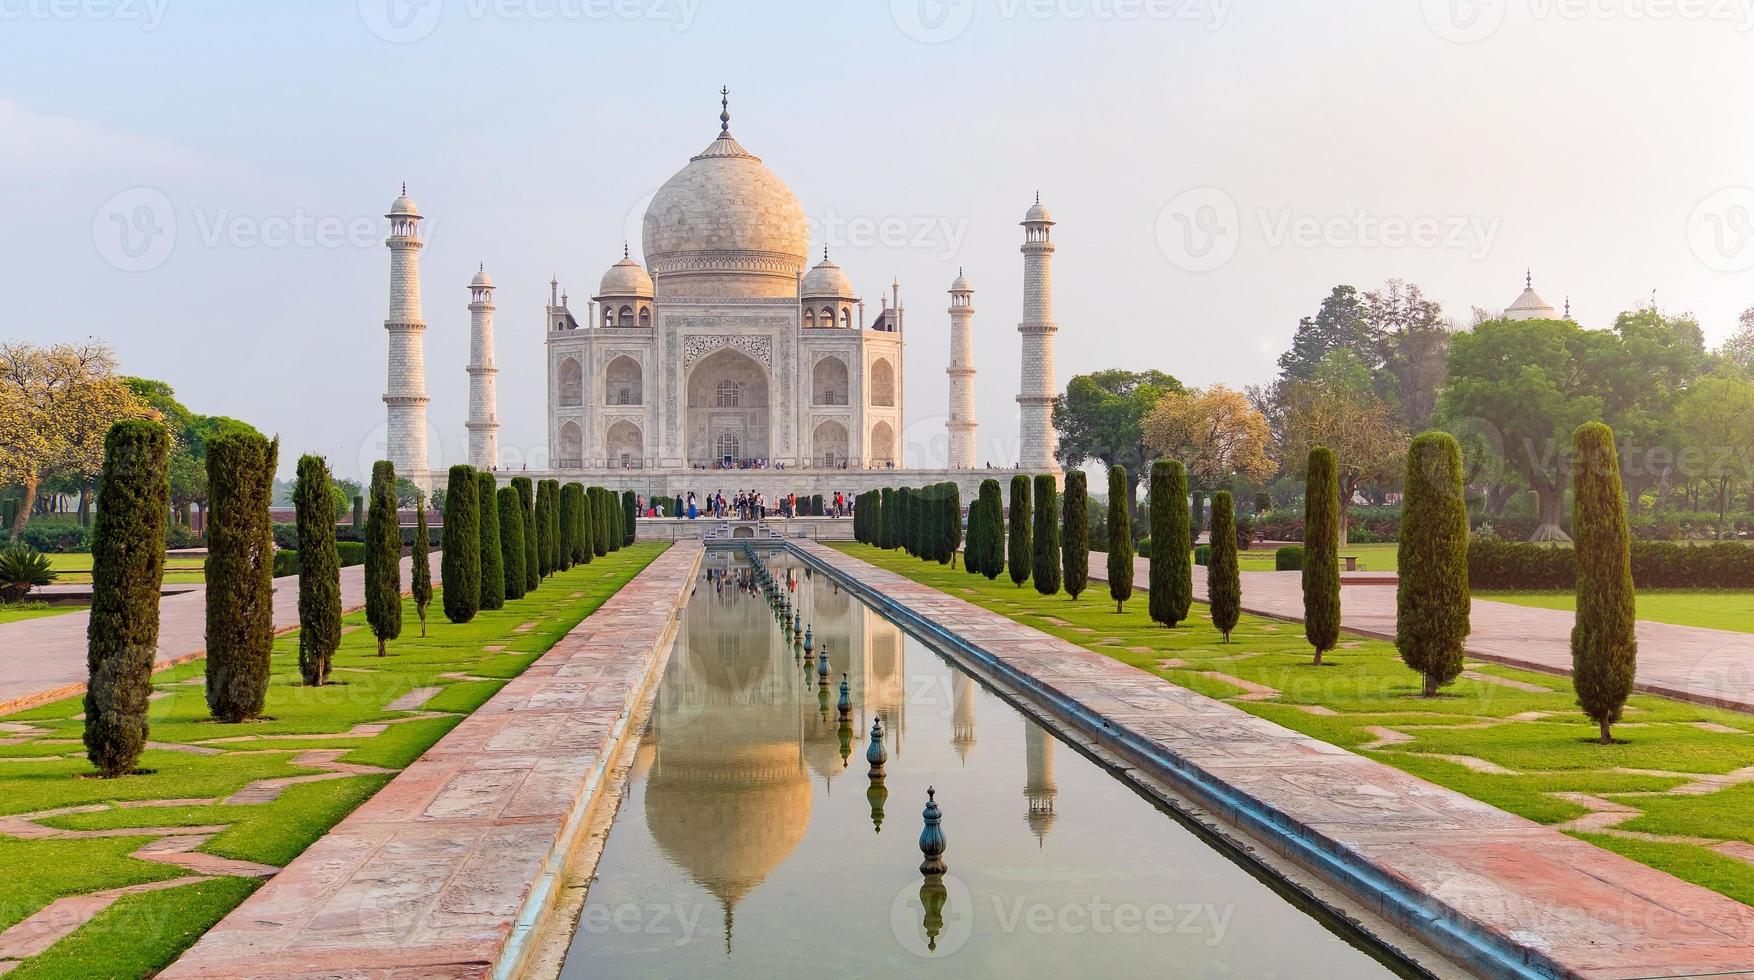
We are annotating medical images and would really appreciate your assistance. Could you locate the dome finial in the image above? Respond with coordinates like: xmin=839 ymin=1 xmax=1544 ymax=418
xmin=1526 ymin=267 xmax=1533 ymax=288
xmin=624 ymin=241 xmax=630 ymax=259
xmin=823 ymin=246 xmax=830 ymax=262
xmin=719 ymin=85 xmax=731 ymax=136
xmin=401 ymin=181 xmax=406 ymax=196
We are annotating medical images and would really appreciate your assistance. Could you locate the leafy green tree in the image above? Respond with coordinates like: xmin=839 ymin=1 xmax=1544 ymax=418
xmin=1278 ymin=285 xmax=1378 ymax=384
xmin=1008 ymin=476 xmax=1032 ymax=587
xmin=1032 ymin=475 xmax=1061 ymax=596
xmin=498 ymin=487 xmax=527 ymax=601
xmin=1366 ymin=279 xmax=1452 ymax=433
xmin=1397 ymin=432 xmax=1470 ymax=695
xmin=1150 ymin=460 xmax=1192 ymax=627
xmin=1207 ymin=491 xmax=1240 ymax=641
xmin=476 ymin=471 xmax=504 ymax=611
xmin=1061 ymin=471 xmax=1088 ymax=598
xmin=84 ymin=419 xmax=168 ymax=776
xmin=294 ymin=455 xmax=341 ymax=682
xmin=204 ymin=429 xmax=277 ymax=722
xmin=1107 ymin=465 xmax=1133 ymax=613
xmin=1053 ymin=369 xmax=1181 ymax=518
xmin=1572 ymin=422 xmax=1636 ymax=744
xmin=441 ymin=465 xmax=481 ymax=624
xmin=556 ymin=483 xmax=578 ymax=573
xmin=365 ymin=461 xmax=403 ymax=656
xmin=411 ymin=496 xmax=432 ymax=635
xmin=1303 ymin=446 xmax=1341 ymax=665
xmin=1674 ymin=375 xmax=1754 ymax=537
xmin=513 ymin=477 xmax=538 ymax=592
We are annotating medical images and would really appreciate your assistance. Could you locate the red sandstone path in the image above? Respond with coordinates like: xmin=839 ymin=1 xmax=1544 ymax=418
xmin=0 ymin=556 xmax=425 ymax=717
xmin=1087 ymin=553 xmax=1754 ymax=714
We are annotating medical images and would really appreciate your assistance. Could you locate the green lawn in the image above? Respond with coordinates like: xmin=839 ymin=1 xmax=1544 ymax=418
xmin=839 ymin=543 xmax=1754 ymax=913
xmin=1235 ymin=541 xmax=1399 ymax=573
xmin=0 ymin=542 xmax=665 ymax=979
xmin=0 ymin=602 xmax=86 ymax=624
xmin=1479 ymin=589 xmax=1754 ymax=634
xmin=45 ymin=552 xmax=207 ymax=585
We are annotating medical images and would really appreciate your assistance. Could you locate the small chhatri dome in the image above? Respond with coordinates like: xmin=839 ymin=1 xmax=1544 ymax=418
xmin=389 ymin=182 xmax=420 ymax=217
xmin=1505 ymin=268 xmax=1557 ymax=321
xmin=949 ymin=267 xmax=973 ymax=293
xmin=802 ymin=250 xmax=856 ymax=299
xmin=599 ymin=248 xmax=655 ymax=298
xmin=470 ymin=262 xmax=494 ymax=289
xmin=1023 ymin=191 xmax=1053 ymax=225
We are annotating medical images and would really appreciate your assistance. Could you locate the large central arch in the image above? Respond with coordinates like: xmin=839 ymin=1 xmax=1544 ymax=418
xmin=685 ymin=347 xmax=771 ymax=466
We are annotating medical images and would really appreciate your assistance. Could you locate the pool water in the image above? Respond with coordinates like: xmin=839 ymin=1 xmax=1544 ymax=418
xmin=559 ymin=555 xmax=1408 ymax=978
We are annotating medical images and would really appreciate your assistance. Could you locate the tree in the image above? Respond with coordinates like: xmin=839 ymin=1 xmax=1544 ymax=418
xmin=1273 ymin=354 xmax=1405 ymax=544
xmin=365 ymin=461 xmax=403 ymax=656
xmin=1302 ymin=446 xmax=1341 ymax=666
xmin=1397 ymin=433 xmax=1470 ymax=696
xmin=1032 ymin=474 xmax=1061 ymax=596
xmin=589 ymin=485 xmax=609 ymax=558
xmin=1189 ymin=491 xmax=1204 ymax=540
xmin=1366 ymin=280 xmax=1453 ymax=433
xmin=394 ymin=477 xmax=424 ymax=508
xmin=476 ymin=471 xmax=504 ymax=611
xmin=964 ymin=496 xmax=984 ymax=574
xmin=412 ymin=495 xmax=433 ymax=635
xmin=513 ymin=477 xmax=538 ymax=592
xmin=1106 ymin=465 xmax=1133 ymax=613
xmin=441 ymin=465 xmax=481 ymax=624
xmin=294 ymin=454 xmax=341 ymax=682
xmin=556 ymin=483 xmax=578 ymax=573
xmin=534 ymin=482 xmax=556 ymax=577
xmin=1674 ymin=376 xmax=1754 ymax=537
xmin=938 ymin=483 xmax=961 ymax=567
xmin=1278 ymin=285 xmax=1379 ymax=384
xmin=623 ymin=490 xmax=638 ymax=545
xmin=1142 ymin=385 xmax=1277 ymax=489
xmin=498 ymin=487 xmax=527 ymax=601
xmin=205 ymin=429 xmax=277 ymax=722
xmin=1721 ymin=305 xmax=1754 ymax=373
xmin=1572 ymin=422 xmax=1636 ymax=744
xmin=880 ymin=487 xmax=897 ymax=549
xmin=571 ymin=484 xmax=592 ymax=565
xmin=1054 ymin=369 xmax=1182 ymax=518
xmin=1208 ymin=491 xmax=1240 ymax=641
xmin=1061 ymin=471 xmax=1088 ymax=599
xmin=83 ymin=419 xmax=168 ymax=776
xmin=1150 ymin=460 xmax=1192 ymax=627
xmin=1008 ymin=476 xmax=1032 ymax=587
xmin=974 ymin=479 xmax=1004 ymax=581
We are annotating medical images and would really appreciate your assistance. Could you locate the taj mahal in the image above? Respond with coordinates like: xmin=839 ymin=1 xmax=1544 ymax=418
xmin=380 ymin=93 xmax=1061 ymax=497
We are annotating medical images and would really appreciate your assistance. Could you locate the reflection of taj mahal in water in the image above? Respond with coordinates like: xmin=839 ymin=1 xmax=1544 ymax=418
xmin=380 ymin=92 xmax=1062 ymax=494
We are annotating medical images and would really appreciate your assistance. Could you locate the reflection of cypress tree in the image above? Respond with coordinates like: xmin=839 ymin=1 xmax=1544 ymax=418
xmin=1008 ymin=476 xmax=1032 ymax=587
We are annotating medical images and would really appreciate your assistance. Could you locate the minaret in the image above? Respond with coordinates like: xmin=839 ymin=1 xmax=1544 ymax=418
xmin=946 ymin=270 xmax=978 ymax=469
xmin=1023 ymin=721 xmax=1057 ymax=845
xmin=1017 ymin=193 xmax=1060 ymax=472
xmin=466 ymin=264 xmax=499 ymax=471
xmin=383 ymin=185 xmax=430 ymax=490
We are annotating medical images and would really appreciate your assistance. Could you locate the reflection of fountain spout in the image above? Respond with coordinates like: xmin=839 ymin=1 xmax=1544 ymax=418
xmin=867 ymin=777 xmax=888 ymax=832
xmin=919 ymin=874 xmax=949 ymax=952
xmin=838 ymin=718 xmax=854 ymax=766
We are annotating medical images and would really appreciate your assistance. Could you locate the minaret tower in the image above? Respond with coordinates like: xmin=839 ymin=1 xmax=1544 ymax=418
xmin=466 ymin=264 xmax=500 ymax=471
xmin=1023 ymin=721 xmax=1058 ymax=845
xmin=1017 ymin=193 xmax=1060 ymax=472
xmin=946 ymin=270 xmax=978 ymax=468
xmin=383 ymin=185 xmax=430 ymax=490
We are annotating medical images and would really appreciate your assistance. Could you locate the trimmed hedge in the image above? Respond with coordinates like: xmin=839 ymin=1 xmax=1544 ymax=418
xmin=1275 ymin=546 xmax=1305 ymax=571
xmin=1469 ymin=538 xmax=1754 ymax=590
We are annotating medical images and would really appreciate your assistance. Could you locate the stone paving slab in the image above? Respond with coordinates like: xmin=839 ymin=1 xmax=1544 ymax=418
xmin=1087 ymin=552 xmax=1754 ymax=715
xmin=807 ymin=542 xmax=1754 ymax=980
xmin=159 ymin=543 xmax=701 ymax=980
xmin=0 ymin=556 xmax=429 ymax=717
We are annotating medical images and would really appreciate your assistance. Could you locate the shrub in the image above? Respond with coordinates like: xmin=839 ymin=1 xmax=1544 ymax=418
xmin=1572 ymin=422 xmax=1636 ymax=744
xmin=1150 ymin=460 xmax=1192 ymax=627
xmin=1234 ymin=513 xmax=1254 ymax=551
xmin=1107 ymin=465 xmax=1134 ymax=613
xmin=0 ymin=543 xmax=56 ymax=602
xmin=1008 ymin=476 xmax=1032 ymax=587
xmin=498 ymin=487 xmax=527 ymax=602
xmin=1397 ymin=433 xmax=1470 ymax=696
xmin=336 ymin=541 xmax=367 ymax=567
xmin=476 ymin=471 xmax=504 ymax=611
xmin=1062 ymin=471 xmax=1088 ymax=598
xmin=271 ymin=550 xmax=299 ymax=577
xmin=1208 ymin=492 xmax=1240 ymax=642
xmin=1194 ymin=544 xmax=1211 ymax=566
xmin=1274 ymin=546 xmax=1305 ymax=571
xmin=1136 ymin=536 xmax=1151 ymax=558
xmin=412 ymin=497 xmax=433 ymax=635
xmin=513 ymin=477 xmax=538 ymax=592
xmin=294 ymin=455 xmax=341 ymax=684
xmin=1033 ymin=474 xmax=1061 ymax=596
xmin=83 ymin=419 xmax=169 ymax=776
xmin=365 ymin=461 xmax=403 ymax=656
xmin=273 ymin=522 xmax=299 ymax=551
xmin=441 ymin=465 xmax=481 ymax=624
xmin=14 ymin=517 xmax=89 ymax=553
xmin=1303 ymin=446 xmax=1341 ymax=666
xmin=204 ymin=429 xmax=277 ymax=723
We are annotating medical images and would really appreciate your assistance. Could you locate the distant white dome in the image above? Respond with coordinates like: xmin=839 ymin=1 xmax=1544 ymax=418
xmin=949 ymin=270 xmax=973 ymax=293
xmin=599 ymin=253 xmax=655 ymax=298
xmin=1023 ymin=194 xmax=1053 ymax=225
xmin=802 ymin=254 xmax=856 ymax=299
xmin=388 ymin=188 xmax=420 ymax=217
xmin=470 ymin=266 xmax=494 ymax=289
xmin=1505 ymin=271 xmax=1557 ymax=321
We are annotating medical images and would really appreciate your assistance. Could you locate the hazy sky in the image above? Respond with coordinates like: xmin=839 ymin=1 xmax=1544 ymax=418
xmin=5 ymin=0 xmax=1754 ymax=479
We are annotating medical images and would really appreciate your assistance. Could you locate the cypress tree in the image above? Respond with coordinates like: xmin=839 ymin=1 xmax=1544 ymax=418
xmin=556 ymin=483 xmax=578 ymax=573
xmin=476 ymin=471 xmax=504 ymax=610
xmin=975 ymin=479 xmax=1004 ymax=581
xmin=1008 ymin=475 xmax=1032 ymax=587
xmin=412 ymin=494 xmax=432 ymax=634
xmin=1397 ymin=432 xmax=1471 ymax=696
xmin=294 ymin=454 xmax=341 ymax=683
xmin=623 ymin=490 xmax=638 ymax=545
xmin=1107 ymin=465 xmax=1134 ymax=613
xmin=573 ymin=484 xmax=593 ymax=565
xmin=1303 ymin=446 xmax=1342 ymax=666
xmin=936 ymin=483 xmax=960 ymax=566
xmin=205 ymin=429 xmax=277 ymax=723
xmin=607 ymin=488 xmax=623 ymax=552
xmin=1208 ymin=491 xmax=1241 ymax=642
xmin=364 ymin=460 xmax=403 ymax=656
xmin=964 ymin=497 xmax=983 ymax=574
xmin=351 ymin=495 xmax=363 ymax=535
xmin=897 ymin=488 xmax=912 ymax=555
xmin=547 ymin=481 xmax=566 ymax=565
xmin=498 ymin=487 xmax=527 ymax=601
xmin=880 ymin=488 xmax=897 ymax=548
xmin=84 ymin=418 xmax=169 ymax=776
xmin=441 ymin=465 xmax=481 ymax=624
xmin=533 ymin=481 xmax=555 ymax=578
xmin=513 ymin=477 xmax=538 ymax=593
xmin=1062 ymin=471 xmax=1088 ymax=599
xmin=590 ymin=486 xmax=610 ymax=557
xmin=1189 ymin=490 xmax=1205 ymax=542
xmin=854 ymin=491 xmax=867 ymax=542
xmin=1150 ymin=460 xmax=1192 ymax=627
xmin=1032 ymin=475 xmax=1061 ymax=595
xmin=1572 ymin=422 xmax=1636 ymax=744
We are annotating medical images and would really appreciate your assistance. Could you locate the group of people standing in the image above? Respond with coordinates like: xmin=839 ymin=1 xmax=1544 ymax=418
xmin=679 ymin=489 xmax=854 ymax=520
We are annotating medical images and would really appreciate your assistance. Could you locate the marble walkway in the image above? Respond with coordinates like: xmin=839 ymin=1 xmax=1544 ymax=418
xmin=805 ymin=542 xmax=1754 ymax=979
xmin=0 ymin=556 xmax=424 ymax=717
xmin=159 ymin=541 xmax=702 ymax=980
xmin=1086 ymin=552 xmax=1754 ymax=714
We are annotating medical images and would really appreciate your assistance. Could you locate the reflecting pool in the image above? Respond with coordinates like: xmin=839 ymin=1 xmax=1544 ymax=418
xmin=559 ymin=554 xmax=1409 ymax=978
